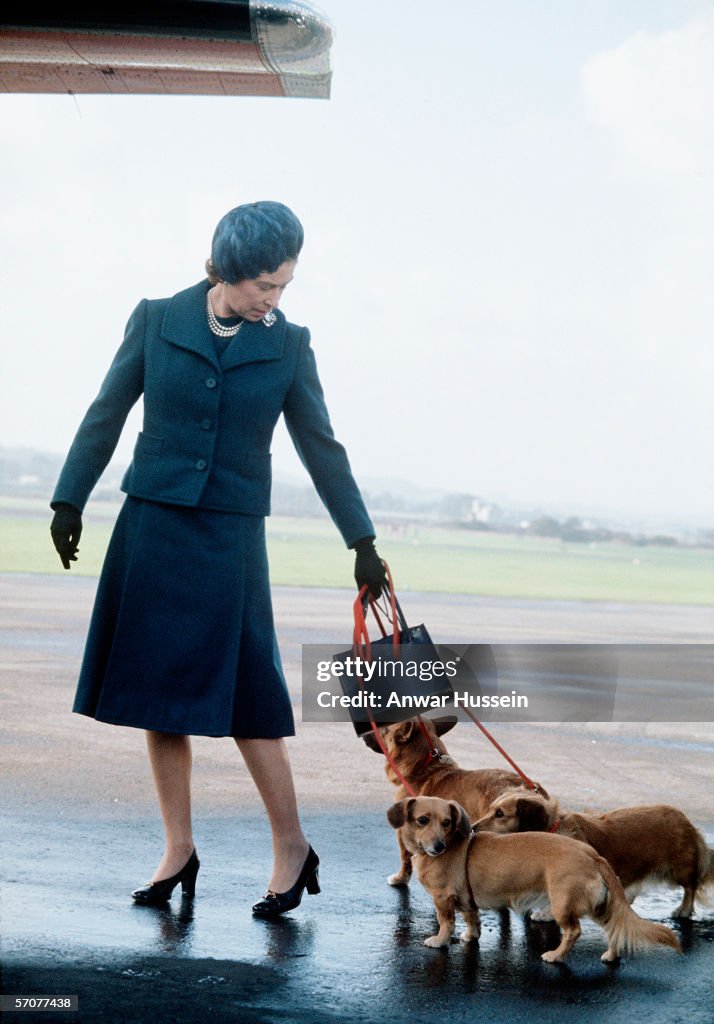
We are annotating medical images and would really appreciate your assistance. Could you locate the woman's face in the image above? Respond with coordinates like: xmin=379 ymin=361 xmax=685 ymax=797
xmin=218 ymin=259 xmax=296 ymax=321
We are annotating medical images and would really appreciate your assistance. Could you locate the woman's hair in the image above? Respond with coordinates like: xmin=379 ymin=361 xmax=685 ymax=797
xmin=207 ymin=201 xmax=304 ymax=284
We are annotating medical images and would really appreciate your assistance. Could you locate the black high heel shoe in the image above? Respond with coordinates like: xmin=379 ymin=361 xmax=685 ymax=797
xmin=252 ymin=846 xmax=320 ymax=917
xmin=132 ymin=849 xmax=200 ymax=905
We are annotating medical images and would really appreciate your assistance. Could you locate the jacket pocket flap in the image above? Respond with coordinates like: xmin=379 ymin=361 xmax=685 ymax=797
xmin=135 ymin=432 xmax=164 ymax=456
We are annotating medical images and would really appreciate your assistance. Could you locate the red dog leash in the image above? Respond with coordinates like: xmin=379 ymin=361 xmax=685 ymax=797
xmin=353 ymin=566 xmax=541 ymax=797
xmin=460 ymin=708 xmax=541 ymax=793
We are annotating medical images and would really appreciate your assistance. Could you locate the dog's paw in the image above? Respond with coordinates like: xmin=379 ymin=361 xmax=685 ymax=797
xmin=387 ymin=872 xmax=411 ymax=887
xmin=459 ymin=929 xmax=478 ymax=944
xmin=541 ymin=950 xmax=564 ymax=964
xmin=600 ymin=949 xmax=620 ymax=964
xmin=424 ymin=935 xmax=448 ymax=948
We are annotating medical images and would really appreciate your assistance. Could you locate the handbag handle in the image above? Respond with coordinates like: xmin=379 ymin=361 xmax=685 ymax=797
xmin=353 ymin=560 xmax=408 ymax=661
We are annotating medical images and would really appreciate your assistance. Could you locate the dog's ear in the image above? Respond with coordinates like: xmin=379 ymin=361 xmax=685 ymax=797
xmin=387 ymin=801 xmax=407 ymax=829
xmin=394 ymin=719 xmax=415 ymax=744
xmin=387 ymin=798 xmax=414 ymax=830
xmin=361 ymin=730 xmax=382 ymax=753
xmin=433 ymin=716 xmax=458 ymax=737
xmin=450 ymin=801 xmax=472 ymax=839
xmin=515 ymin=796 xmax=549 ymax=832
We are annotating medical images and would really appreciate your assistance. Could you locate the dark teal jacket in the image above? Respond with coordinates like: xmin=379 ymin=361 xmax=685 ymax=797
xmin=52 ymin=279 xmax=374 ymax=547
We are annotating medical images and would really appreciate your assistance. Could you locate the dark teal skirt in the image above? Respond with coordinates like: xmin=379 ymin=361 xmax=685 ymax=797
xmin=72 ymin=497 xmax=295 ymax=738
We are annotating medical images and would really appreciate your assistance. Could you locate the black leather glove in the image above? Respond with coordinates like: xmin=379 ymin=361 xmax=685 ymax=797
xmin=353 ymin=536 xmax=388 ymax=598
xmin=50 ymin=503 xmax=83 ymax=570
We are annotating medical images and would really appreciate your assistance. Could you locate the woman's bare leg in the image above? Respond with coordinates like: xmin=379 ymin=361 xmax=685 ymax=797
xmin=145 ymin=731 xmax=195 ymax=881
xmin=236 ymin=737 xmax=310 ymax=893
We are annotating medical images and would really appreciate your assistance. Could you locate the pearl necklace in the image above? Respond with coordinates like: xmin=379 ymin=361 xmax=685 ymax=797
xmin=206 ymin=289 xmax=244 ymax=338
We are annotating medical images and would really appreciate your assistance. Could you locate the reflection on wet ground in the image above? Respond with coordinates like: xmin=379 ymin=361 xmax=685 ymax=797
xmin=3 ymin=802 xmax=713 ymax=1024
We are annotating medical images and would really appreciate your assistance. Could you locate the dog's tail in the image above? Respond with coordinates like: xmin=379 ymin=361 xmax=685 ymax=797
xmin=593 ymin=856 xmax=680 ymax=957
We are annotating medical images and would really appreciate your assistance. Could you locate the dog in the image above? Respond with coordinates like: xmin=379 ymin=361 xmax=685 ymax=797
xmin=362 ymin=715 xmax=548 ymax=886
xmin=474 ymin=790 xmax=714 ymax=918
xmin=387 ymin=796 xmax=680 ymax=963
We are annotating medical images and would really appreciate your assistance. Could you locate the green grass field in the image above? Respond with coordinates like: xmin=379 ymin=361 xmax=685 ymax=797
xmin=3 ymin=498 xmax=713 ymax=605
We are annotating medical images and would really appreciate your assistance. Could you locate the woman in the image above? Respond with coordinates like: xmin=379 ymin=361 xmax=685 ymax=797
xmin=50 ymin=201 xmax=386 ymax=916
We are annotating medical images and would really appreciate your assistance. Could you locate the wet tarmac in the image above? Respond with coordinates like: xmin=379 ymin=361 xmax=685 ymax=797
xmin=2 ymin=574 xmax=713 ymax=1023
xmin=3 ymin=795 xmax=714 ymax=1024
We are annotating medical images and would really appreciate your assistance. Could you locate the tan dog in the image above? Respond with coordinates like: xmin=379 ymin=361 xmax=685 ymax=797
xmin=474 ymin=790 xmax=714 ymax=918
xmin=387 ymin=796 xmax=680 ymax=963
xmin=363 ymin=716 xmax=548 ymax=886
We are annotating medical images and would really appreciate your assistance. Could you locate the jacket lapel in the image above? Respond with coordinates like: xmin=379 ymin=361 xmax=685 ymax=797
xmin=161 ymin=279 xmax=286 ymax=370
xmin=161 ymin=280 xmax=220 ymax=369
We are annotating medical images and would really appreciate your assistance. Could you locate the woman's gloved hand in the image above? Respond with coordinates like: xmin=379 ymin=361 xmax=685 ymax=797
xmin=352 ymin=536 xmax=388 ymax=598
xmin=50 ymin=503 xmax=83 ymax=570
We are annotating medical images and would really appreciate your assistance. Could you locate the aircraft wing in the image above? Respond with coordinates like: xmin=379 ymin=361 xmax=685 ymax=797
xmin=0 ymin=0 xmax=333 ymax=98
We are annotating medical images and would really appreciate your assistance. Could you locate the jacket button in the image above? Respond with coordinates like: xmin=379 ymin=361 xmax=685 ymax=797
xmin=201 ymin=418 xmax=212 ymax=430
xmin=205 ymin=377 xmax=217 ymax=389
xmin=196 ymin=459 xmax=207 ymax=471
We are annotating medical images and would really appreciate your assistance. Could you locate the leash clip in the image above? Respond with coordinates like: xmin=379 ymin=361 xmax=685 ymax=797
xmin=420 ymin=747 xmax=443 ymax=770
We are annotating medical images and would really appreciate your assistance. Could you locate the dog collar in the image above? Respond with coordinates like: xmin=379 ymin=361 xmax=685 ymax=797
xmin=548 ymin=818 xmax=561 ymax=834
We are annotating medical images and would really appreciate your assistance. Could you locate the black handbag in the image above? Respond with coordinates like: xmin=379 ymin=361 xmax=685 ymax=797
xmin=334 ymin=568 xmax=455 ymax=736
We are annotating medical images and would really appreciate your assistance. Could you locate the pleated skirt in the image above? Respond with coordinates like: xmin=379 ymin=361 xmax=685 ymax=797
xmin=72 ymin=496 xmax=295 ymax=738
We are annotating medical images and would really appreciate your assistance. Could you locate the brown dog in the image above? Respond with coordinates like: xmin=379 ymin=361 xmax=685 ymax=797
xmin=363 ymin=716 xmax=548 ymax=886
xmin=474 ymin=790 xmax=714 ymax=918
xmin=387 ymin=796 xmax=680 ymax=963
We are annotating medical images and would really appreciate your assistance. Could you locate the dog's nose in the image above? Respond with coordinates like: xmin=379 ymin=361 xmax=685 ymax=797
xmin=433 ymin=840 xmax=445 ymax=854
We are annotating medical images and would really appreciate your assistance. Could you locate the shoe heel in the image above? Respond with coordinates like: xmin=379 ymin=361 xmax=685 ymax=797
xmin=306 ymin=868 xmax=320 ymax=896
xmin=181 ymin=857 xmax=200 ymax=898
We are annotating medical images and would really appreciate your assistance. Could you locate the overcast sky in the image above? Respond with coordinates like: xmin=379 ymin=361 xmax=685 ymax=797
xmin=1 ymin=0 xmax=713 ymax=527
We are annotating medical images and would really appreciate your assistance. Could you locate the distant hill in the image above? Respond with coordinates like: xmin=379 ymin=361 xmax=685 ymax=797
xmin=1 ymin=445 xmax=709 ymax=547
